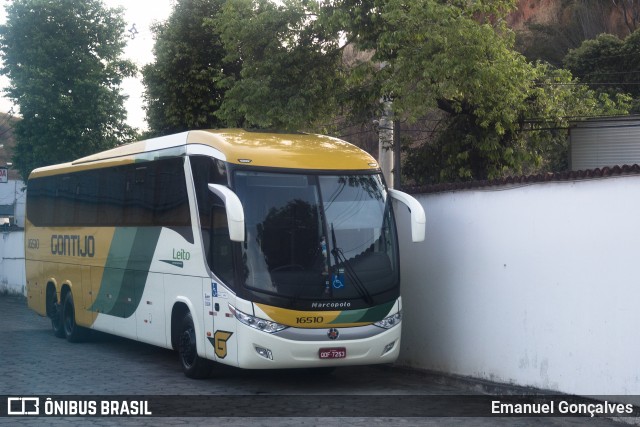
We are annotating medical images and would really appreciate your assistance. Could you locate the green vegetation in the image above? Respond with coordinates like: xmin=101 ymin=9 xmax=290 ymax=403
xmin=564 ymin=30 xmax=640 ymax=112
xmin=0 ymin=0 xmax=137 ymax=180
xmin=1 ymin=0 xmax=637 ymax=183
xmin=142 ymin=0 xmax=238 ymax=136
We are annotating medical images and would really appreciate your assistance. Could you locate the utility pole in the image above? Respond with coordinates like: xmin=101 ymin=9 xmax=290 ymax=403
xmin=378 ymin=97 xmax=394 ymax=189
xmin=393 ymin=119 xmax=401 ymax=189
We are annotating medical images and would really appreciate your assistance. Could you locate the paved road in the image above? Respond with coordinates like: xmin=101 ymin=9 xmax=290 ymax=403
xmin=0 ymin=294 xmax=634 ymax=426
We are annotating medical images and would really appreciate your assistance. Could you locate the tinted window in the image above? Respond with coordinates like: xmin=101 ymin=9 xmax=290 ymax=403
xmin=190 ymin=156 xmax=234 ymax=286
xmin=27 ymin=158 xmax=192 ymax=235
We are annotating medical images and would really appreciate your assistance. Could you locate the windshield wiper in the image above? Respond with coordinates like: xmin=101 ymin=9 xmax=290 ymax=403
xmin=330 ymin=223 xmax=373 ymax=305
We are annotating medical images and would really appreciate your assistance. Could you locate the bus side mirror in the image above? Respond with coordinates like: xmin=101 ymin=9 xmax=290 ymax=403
xmin=208 ymin=184 xmax=245 ymax=242
xmin=388 ymin=189 xmax=426 ymax=243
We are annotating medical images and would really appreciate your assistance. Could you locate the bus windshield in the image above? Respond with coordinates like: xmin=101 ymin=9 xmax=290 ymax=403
xmin=234 ymin=171 xmax=399 ymax=304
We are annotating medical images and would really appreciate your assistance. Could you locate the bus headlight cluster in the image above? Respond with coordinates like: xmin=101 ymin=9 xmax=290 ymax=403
xmin=374 ymin=311 xmax=402 ymax=329
xmin=254 ymin=346 xmax=274 ymax=360
xmin=229 ymin=305 xmax=288 ymax=333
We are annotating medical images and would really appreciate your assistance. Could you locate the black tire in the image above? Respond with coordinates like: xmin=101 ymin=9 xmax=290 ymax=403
xmin=48 ymin=288 xmax=65 ymax=338
xmin=62 ymin=292 xmax=87 ymax=343
xmin=178 ymin=312 xmax=212 ymax=379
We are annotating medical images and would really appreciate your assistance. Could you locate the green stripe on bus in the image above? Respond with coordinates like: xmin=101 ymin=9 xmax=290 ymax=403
xmin=329 ymin=300 xmax=395 ymax=324
xmin=89 ymin=227 xmax=162 ymax=318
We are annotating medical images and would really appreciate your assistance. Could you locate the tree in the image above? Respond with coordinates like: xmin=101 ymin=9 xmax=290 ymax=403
xmin=0 ymin=0 xmax=136 ymax=180
xmin=327 ymin=0 xmax=629 ymax=182
xmin=142 ymin=0 xmax=238 ymax=136
xmin=215 ymin=0 xmax=344 ymax=130
xmin=564 ymin=29 xmax=640 ymax=111
xmin=204 ymin=0 xmax=630 ymax=182
xmin=403 ymin=67 xmax=630 ymax=183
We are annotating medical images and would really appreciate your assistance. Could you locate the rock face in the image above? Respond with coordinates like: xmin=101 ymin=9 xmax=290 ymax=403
xmin=507 ymin=0 xmax=639 ymax=38
xmin=507 ymin=0 xmax=561 ymax=29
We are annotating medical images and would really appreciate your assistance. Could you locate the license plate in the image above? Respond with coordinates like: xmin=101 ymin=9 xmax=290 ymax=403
xmin=319 ymin=347 xmax=346 ymax=359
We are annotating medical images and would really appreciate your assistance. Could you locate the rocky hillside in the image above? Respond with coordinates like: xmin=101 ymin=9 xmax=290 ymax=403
xmin=508 ymin=0 xmax=639 ymax=38
xmin=507 ymin=0 xmax=640 ymax=65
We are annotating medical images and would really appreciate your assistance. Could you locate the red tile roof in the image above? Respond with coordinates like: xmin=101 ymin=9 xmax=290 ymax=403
xmin=403 ymin=164 xmax=640 ymax=194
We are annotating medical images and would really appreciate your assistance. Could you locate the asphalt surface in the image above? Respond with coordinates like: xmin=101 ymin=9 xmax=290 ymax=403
xmin=0 ymin=294 xmax=635 ymax=426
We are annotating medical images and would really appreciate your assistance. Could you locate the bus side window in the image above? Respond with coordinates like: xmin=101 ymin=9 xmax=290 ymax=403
xmin=99 ymin=167 xmax=125 ymax=226
xmin=75 ymin=172 xmax=99 ymax=226
xmin=26 ymin=176 xmax=54 ymax=226
xmin=54 ymin=175 xmax=74 ymax=226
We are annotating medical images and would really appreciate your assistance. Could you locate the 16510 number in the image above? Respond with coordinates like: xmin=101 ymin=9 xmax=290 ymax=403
xmin=296 ymin=316 xmax=324 ymax=324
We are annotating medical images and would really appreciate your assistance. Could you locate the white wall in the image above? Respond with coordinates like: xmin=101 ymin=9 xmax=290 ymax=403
xmin=0 ymin=179 xmax=26 ymax=227
xmin=0 ymin=179 xmax=27 ymax=294
xmin=396 ymin=175 xmax=640 ymax=398
xmin=0 ymin=230 xmax=25 ymax=295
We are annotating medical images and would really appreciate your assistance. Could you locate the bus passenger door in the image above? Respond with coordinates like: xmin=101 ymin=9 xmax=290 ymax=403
xmin=190 ymin=157 xmax=240 ymax=365
xmin=202 ymin=205 xmax=238 ymax=365
xmin=206 ymin=279 xmax=238 ymax=366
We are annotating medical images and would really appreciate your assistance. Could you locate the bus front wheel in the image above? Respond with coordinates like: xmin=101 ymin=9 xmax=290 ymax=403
xmin=62 ymin=292 xmax=87 ymax=343
xmin=178 ymin=312 xmax=212 ymax=379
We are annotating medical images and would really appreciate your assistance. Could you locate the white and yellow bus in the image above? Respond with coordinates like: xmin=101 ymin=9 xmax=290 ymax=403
xmin=25 ymin=129 xmax=425 ymax=377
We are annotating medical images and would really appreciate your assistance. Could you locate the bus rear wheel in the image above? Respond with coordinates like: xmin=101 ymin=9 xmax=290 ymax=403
xmin=48 ymin=288 xmax=65 ymax=338
xmin=62 ymin=292 xmax=87 ymax=343
xmin=178 ymin=312 xmax=212 ymax=379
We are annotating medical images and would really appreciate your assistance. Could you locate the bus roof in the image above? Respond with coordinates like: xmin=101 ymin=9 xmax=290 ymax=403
xmin=29 ymin=129 xmax=379 ymax=178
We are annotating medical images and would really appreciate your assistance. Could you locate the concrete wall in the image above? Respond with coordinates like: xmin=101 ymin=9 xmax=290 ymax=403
xmin=396 ymin=174 xmax=640 ymax=397
xmin=0 ymin=230 xmax=25 ymax=295
xmin=0 ymin=179 xmax=26 ymax=294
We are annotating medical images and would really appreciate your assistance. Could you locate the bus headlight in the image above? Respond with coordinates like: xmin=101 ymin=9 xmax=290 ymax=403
xmin=374 ymin=311 xmax=402 ymax=329
xmin=228 ymin=304 xmax=288 ymax=333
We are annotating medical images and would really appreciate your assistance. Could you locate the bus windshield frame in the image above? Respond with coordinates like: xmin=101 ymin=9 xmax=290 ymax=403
xmin=230 ymin=168 xmax=400 ymax=311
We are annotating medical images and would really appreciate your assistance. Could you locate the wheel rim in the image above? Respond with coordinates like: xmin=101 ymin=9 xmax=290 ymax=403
xmin=179 ymin=327 xmax=197 ymax=369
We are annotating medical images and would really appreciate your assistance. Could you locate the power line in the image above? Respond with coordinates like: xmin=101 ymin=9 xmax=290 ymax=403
xmin=524 ymin=113 xmax=637 ymax=122
xmin=566 ymin=50 xmax=640 ymax=61
xmin=539 ymin=81 xmax=640 ymax=85
xmin=583 ymin=70 xmax=640 ymax=77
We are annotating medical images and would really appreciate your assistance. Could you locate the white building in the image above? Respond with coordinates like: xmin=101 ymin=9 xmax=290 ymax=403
xmin=570 ymin=115 xmax=640 ymax=171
